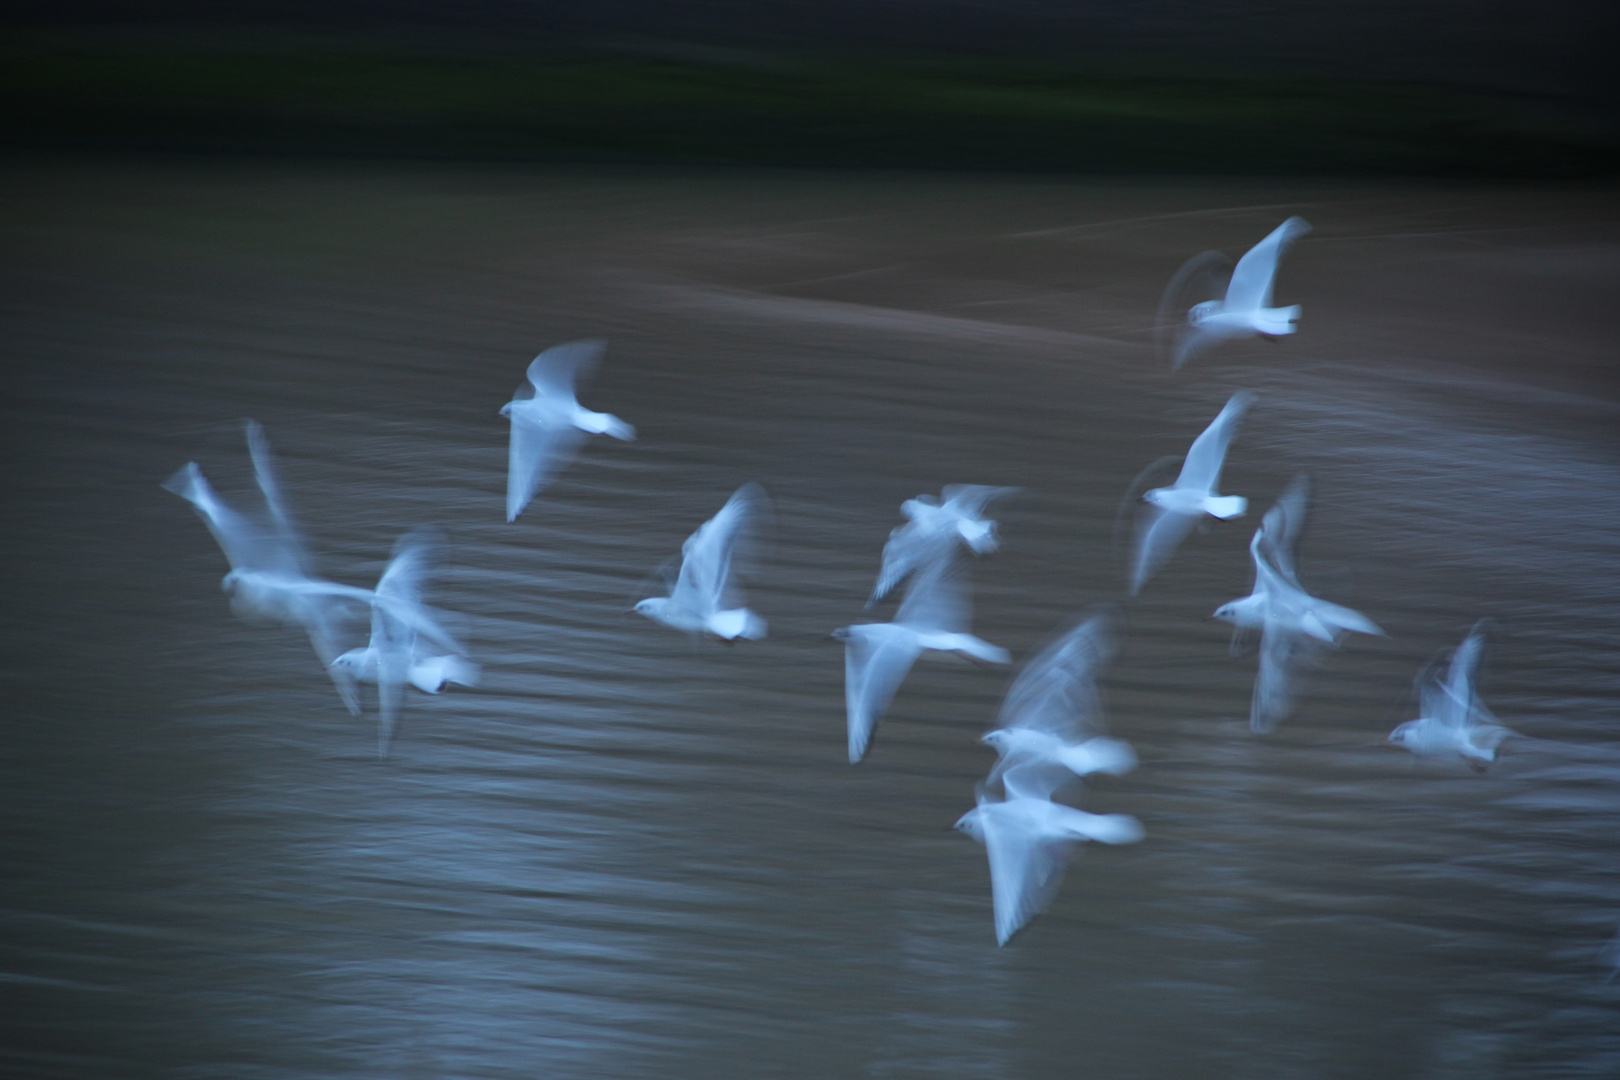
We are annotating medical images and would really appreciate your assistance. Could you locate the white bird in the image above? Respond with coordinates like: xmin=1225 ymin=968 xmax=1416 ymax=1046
xmin=1214 ymin=479 xmax=1383 ymax=733
xmin=1130 ymin=391 xmax=1253 ymax=594
xmin=164 ymin=422 xmax=378 ymax=715
xmin=982 ymin=611 xmax=1136 ymax=795
xmin=633 ymin=484 xmax=769 ymax=641
xmin=954 ymin=768 xmax=1144 ymax=946
xmin=834 ymin=552 xmax=1009 ymax=763
xmin=330 ymin=530 xmax=479 ymax=757
xmin=1169 ymin=216 xmax=1311 ymax=371
xmin=868 ymin=485 xmax=1020 ymax=606
xmin=1388 ymin=622 xmax=1514 ymax=771
xmin=501 ymin=339 xmax=635 ymax=522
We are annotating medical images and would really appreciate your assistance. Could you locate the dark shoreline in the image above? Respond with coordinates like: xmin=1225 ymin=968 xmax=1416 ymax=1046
xmin=5 ymin=34 xmax=1617 ymax=178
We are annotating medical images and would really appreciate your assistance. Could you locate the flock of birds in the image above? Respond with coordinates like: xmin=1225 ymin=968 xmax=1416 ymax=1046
xmin=165 ymin=217 xmax=1521 ymax=945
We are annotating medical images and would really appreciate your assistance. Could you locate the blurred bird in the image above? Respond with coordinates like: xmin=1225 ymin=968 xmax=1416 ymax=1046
xmin=982 ymin=610 xmax=1136 ymax=796
xmin=1130 ymin=392 xmax=1253 ymax=594
xmin=1388 ymin=622 xmax=1513 ymax=771
xmin=1164 ymin=216 xmax=1311 ymax=371
xmin=1214 ymin=477 xmax=1383 ymax=732
xmin=501 ymin=339 xmax=635 ymax=522
xmin=868 ymin=485 xmax=1020 ymax=606
xmin=330 ymin=529 xmax=479 ymax=757
xmin=634 ymin=484 xmax=769 ymax=641
xmin=164 ymin=421 xmax=378 ymax=715
xmin=834 ymin=552 xmax=1009 ymax=763
xmin=955 ymin=766 xmax=1143 ymax=946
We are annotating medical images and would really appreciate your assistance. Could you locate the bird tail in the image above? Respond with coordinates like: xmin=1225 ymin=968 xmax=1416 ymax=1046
xmin=1065 ymin=737 xmax=1138 ymax=777
xmin=709 ymin=608 xmax=767 ymax=641
xmin=1203 ymin=495 xmax=1247 ymax=520
xmin=1078 ymin=813 xmax=1145 ymax=845
xmin=1254 ymin=305 xmax=1301 ymax=336
xmin=956 ymin=636 xmax=1011 ymax=665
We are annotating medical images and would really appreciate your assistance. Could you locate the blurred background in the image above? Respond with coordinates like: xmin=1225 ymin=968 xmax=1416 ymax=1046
xmin=3 ymin=3 xmax=1619 ymax=1079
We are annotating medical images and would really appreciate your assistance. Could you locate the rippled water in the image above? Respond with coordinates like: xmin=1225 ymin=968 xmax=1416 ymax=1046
xmin=3 ymin=161 xmax=1619 ymax=1078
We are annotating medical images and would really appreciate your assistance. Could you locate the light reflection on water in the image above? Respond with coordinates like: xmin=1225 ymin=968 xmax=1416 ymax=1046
xmin=1 ymin=164 xmax=1618 ymax=1078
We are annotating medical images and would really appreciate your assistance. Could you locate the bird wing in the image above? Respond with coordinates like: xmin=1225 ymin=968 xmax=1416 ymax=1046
xmin=524 ymin=338 xmax=606 ymax=399
xmin=1251 ymin=625 xmax=1304 ymax=734
xmin=1259 ymin=474 xmax=1310 ymax=580
xmin=939 ymin=485 xmax=1021 ymax=518
xmin=163 ymin=462 xmax=286 ymax=574
xmin=997 ymin=611 xmax=1114 ymax=738
xmin=894 ymin=550 xmax=972 ymax=634
xmin=1445 ymin=623 xmax=1487 ymax=715
xmin=1174 ymin=391 xmax=1254 ymax=493
xmin=843 ymin=628 xmax=923 ymax=762
xmin=244 ymin=421 xmax=316 ymax=577
xmin=506 ymin=412 xmax=590 ymax=521
xmin=980 ymin=805 xmax=1075 ymax=946
xmin=1224 ymin=216 xmax=1311 ymax=313
xmin=673 ymin=484 xmax=765 ymax=615
xmin=301 ymin=596 xmax=363 ymax=717
xmin=869 ymin=519 xmax=952 ymax=604
xmin=1129 ymin=504 xmax=1198 ymax=595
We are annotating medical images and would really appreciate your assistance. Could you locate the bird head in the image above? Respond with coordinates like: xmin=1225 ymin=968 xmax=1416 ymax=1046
xmin=1188 ymin=300 xmax=1220 ymax=326
xmin=1386 ymin=722 xmax=1415 ymax=747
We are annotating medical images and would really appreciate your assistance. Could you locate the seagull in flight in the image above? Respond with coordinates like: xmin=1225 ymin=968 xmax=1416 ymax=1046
xmin=954 ymin=764 xmax=1143 ymax=946
xmin=981 ymin=610 xmax=1136 ymax=797
xmin=164 ymin=422 xmax=378 ymax=714
xmin=1387 ymin=622 xmax=1513 ymax=771
xmin=868 ymin=485 xmax=1020 ymax=606
xmin=1166 ymin=216 xmax=1311 ymax=371
xmin=1129 ymin=392 xmax=1253 ymax=594
xmin=330 ymin=530 xmax=479 ymax=757
xmin=1213 ymin=476 xmax=1382 ymax=732
xmin=501 ymin=339 xmax=635 ymax=522
xmin=634 ymin=484 xmax=769 ymax=642
xmin=834 ymin=552 xmax=1009 ymax=763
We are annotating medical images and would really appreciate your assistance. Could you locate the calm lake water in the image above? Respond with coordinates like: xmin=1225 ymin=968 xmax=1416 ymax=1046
xmin=2 ymin=160 xmax=1618 ymax=1078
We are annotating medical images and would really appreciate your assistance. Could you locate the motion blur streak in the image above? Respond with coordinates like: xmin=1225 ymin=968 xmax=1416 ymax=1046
xmin=1 ymin=162 xmax=1618 ymax=1077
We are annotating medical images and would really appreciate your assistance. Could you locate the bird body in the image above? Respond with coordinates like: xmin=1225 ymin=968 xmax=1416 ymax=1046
xmin=1213 ymin=477 xmax=1382 ymax=732
xmin=955 ymin=792 xmax=1143 ymax=945
xmin=634 ymin=484 xmax=768 ymax=642
xmin=836 ymin=552 xmax=1007 ymax=763
xmin=869 ymin=485 xmax=1018 ymax=606
xmin=1170 ymin=217 xmax=1311 ymax=370
xmin=1131 ymin=392 xmax=1253 ymax=593
xmin=502 ymin=340 xmax=635 ymax=522
xmin=1388 ymin=623 xmax=1513 ymax=771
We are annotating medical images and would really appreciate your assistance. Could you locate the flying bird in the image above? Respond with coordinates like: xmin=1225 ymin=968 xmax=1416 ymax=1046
xmin=330 ymin=530 xmax=479 ymax=757
xmin=1213 ymin=477 xmax=1382 ymax=733
xmin=633 ymin=484 xmax=769 ymax=641
xmin=501 ymin=339 xmax=635 ymax=522
xmin=868 ymin=485 xmax=1020 ymax=606
xmin=982 ymin=611 xmax=1136 ymax=797
xmin=1129 ymin=392 xmax=1253 ymax=594
xmin=954 ymin=766 xmax=1143 ymax=946
xmin=834 ymin=552 xmax=1009 ymax=763
xmin=164 ymin=422 xmax=378 ymax=715
xmin=1387 ymin=622 xmax=1513 ymax=771
xmin=1159 ymin=216 xmax=1312 ymax=371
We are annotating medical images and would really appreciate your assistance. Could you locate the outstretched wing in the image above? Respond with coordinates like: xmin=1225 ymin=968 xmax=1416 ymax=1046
xmin=163 ymin=462 xmax=287 ymax=575
xmin=506 ymin=414 xmax=589 ymax=522
xmin=1155 ymin=248 xmax=1234 ymax=372
xmin=843 ymin=629 xmax=923 ymax=763
xmin=1225 ymin=216 xmax=1311 ymax=313
xmin=1174 ymin=391 xmax=1254 ymax=493
xmin=869 ymin=519 xmax=953 ymax=605
xmin=673 ymin=484 xmax=766 ymax=615
xmin=894 ymin=550 xmax=972 ymax=634
xmin=1251 ymin=625 xmax=1305 ymax=734
xmin=981 ymin=807 xmax=1076 ymax=946
xmin=1258 ymin=474 xmax=1310 ymax=582
xmin=244 ymin=421 xmax=315 ymax=577
xmin=998 ymin=610 xmax=1115 ymax=738
xmin=524 ymin=339 xmax=606 ymax=399
xmin=939 ymin=485 xmax=1021 ymax=518
xmin=1128 ymin=504 xmax=1198 ymax=595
